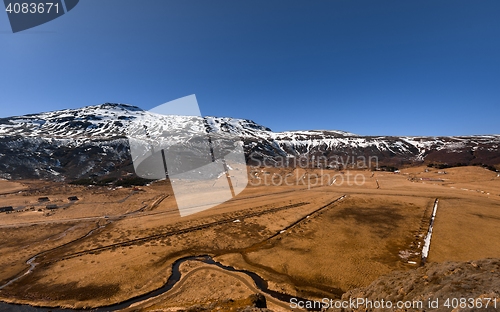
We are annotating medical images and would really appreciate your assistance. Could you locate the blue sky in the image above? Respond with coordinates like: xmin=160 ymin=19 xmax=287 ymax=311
xmin=0 ymin=0 xmax=499 ymax=136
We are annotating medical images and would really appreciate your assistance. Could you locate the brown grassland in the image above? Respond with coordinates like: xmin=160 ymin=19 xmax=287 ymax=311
xmin=0 ymin=166 xmax=499 ymax=311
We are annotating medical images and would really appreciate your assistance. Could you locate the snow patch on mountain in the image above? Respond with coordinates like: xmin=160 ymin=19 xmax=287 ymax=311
xmin=0 ymin=103 xmax=498 ymax=180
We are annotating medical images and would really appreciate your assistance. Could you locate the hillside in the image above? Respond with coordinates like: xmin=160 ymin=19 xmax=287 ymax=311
xmin=337 ymin=258 xmax=500 ymax=312
xmin=0 ymin=103 xmax=498 ymax=180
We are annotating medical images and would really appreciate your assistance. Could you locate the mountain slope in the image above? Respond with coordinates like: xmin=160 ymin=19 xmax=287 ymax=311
xmin=0 ymin=104 xmax=498 ymax=180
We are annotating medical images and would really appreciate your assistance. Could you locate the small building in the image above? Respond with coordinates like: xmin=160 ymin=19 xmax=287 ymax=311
xmin=68 ymin=196 xmax=79 ymax=201
xmin=38 ymin=197 xmax=50 ymax=202
xmin=46 ymin=204 xmax=58 ymax=210
xmin=0 ymin=206 xmax=14 ymax=213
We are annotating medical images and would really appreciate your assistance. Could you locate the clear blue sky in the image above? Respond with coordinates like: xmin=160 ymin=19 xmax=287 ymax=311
xmin=1 ymin=0 xmax=499 ymax=136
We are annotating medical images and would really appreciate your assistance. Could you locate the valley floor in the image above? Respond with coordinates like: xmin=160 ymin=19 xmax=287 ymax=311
xmin=0 ymin=166 xmax=499 ymax=311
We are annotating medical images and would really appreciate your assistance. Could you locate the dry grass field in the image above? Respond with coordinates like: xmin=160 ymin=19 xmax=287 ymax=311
xmin=0 ymin=165 xmax=498 ymax=310
xmin=0 ymin=180 xmax=27 ymax=195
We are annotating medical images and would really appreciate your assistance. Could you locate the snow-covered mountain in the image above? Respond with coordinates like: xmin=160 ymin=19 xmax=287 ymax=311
xmin=0 ymin=103 xmax=271 ymax=139
xmin=0 ymin=103 xmax=498 ymax=180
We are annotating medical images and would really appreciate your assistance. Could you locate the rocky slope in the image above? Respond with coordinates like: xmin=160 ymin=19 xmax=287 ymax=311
xmin=336 ymin=258 xmax=500 ymax=312
xmin=0 ymin=103 xmax=498 ymax=180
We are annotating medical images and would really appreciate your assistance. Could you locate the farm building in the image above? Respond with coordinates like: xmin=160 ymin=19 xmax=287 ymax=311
xmin=46 ymin=204 xmax=58 ymax=210
xmin=68 ymin=196 xmax=79 ymax=201
xmin=0 ymin=206 xmax=14 ymax=213
xmin=38 ymin=197 xmax=50 ymax=202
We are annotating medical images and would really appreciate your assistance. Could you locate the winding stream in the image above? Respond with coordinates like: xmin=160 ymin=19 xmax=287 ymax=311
xmin=0 ymin=223 xmax=107 ymax=292
xmin=0 ymin=255 xmax=314 ymax=312
xmin=0 ymin=196 xmax=346 ymax=311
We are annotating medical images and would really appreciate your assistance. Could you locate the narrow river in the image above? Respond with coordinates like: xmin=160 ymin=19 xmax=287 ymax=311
xmin=0 ymin=255 xmax=314 ymax=312
xmin=0 ymin=223 xmax=108 ymax=292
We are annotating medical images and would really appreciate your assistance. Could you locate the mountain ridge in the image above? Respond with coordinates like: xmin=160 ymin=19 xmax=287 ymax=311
xmin=0 ymin=103 xmax=498 ymax=180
